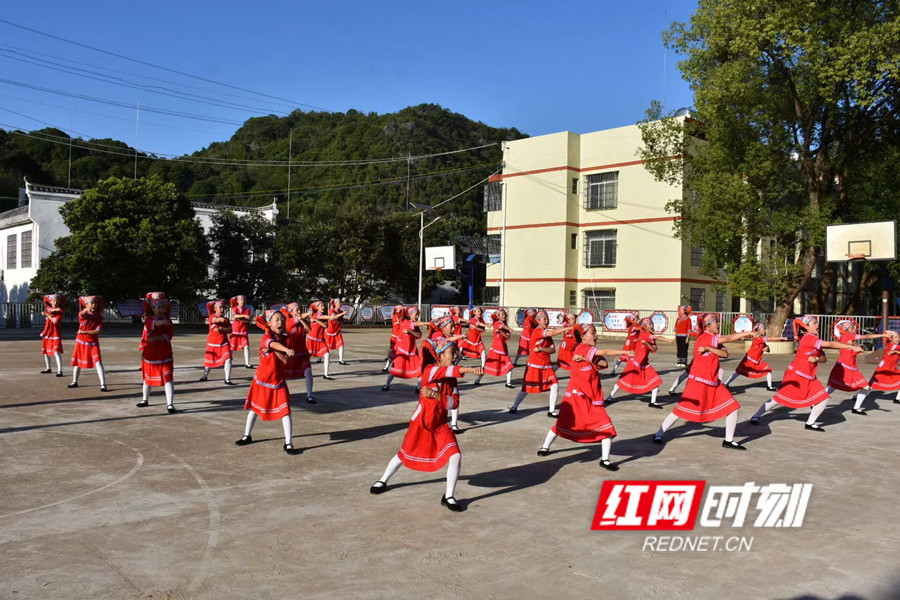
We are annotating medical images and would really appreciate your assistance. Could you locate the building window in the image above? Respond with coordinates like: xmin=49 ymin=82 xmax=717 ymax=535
xmin=691 ymin=245 xmax=704 ymax=266
xmin=690 ymin=287 xmax=706 ymax=310
xmin=483 ymin=181 xmax=502 ymax=212
xmin=21 ymin=231 xmax=32 ymax=269
xmin=571 ymin=178 xmax=578 ymax=194
xmin=584 ymin=290 xmax=615 ymax=312
xmin=483 ymin=286 xmax=500 ymax=304
xmin=585 ymin=172 xmax=618 ymax=210
xmin=6 ymin=234 xmax=16 ymax=270
xmin=569 ymin=290 xmax=576 ymax=306
xmin=715 ymin=290 xmax=727 ymax=312
xmin=571 ymin=233 xmax=577 ymax=250
xmin=584 ymin=230 xmax=617 ymax=267
xmin=486 ymin=234 xmax=501 ymax=263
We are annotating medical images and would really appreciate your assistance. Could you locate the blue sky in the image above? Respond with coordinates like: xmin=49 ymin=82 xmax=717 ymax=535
xmin=0 ymin=0 xmax=697 ymax=157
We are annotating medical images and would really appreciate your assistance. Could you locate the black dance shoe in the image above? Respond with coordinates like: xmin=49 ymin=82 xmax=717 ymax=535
xmin=370 ymin=481 xmax=388 ymax=495
xmin=235 ymin=435 xmax=253 ymax=446
xmin=804 ymin=424 xmax=825 ymax=432
xmin=721 ymin=440 xmax=747 ymax=451
xmin=537 ymin=447 xmax=550 ymax=456
xmin=167 ymin=406 xmax=176 ymax=414
xmin=851 ymin=408 xmax=867 ymax=415
xmin=441 ymin=495 xmax=463 ymax=512
xmin=599 ymin=459 xmax=620 ymax=471
xmin=136 ymin=400 xmax=149 ymax=408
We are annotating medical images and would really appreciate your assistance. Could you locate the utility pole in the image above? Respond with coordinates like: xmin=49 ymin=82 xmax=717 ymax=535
xmin=287 ymin=127 xmax=293 ymax=221
xmin=134 ymin=99 xmax=140 ymax=179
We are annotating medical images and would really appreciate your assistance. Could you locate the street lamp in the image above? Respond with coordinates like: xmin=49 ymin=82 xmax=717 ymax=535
xmin=411 ymin=202 xmax=441 ymax=308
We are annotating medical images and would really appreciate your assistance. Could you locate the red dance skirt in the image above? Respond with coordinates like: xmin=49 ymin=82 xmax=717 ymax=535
xmin=142 ymin=356 xmax=174 ymax=386
xmin=306 ymin=335 xmax=329 ymax=357
xmin=773 ymin=365 xmax=829 ymax=408
xmin=484 ymin=348 xmax=513 ymax=377
xmin=460 ymin=339 xmax=485 ymax=359
xmin=826 ymin=362 xmax=868 ymax=392
xmin=673 ymin=377 xmax=740 ymax=423
xmin=244 ymin=377 xmax=291 ymax=420
xmin=553 ymin=390 xmax=616 ymax=442
xmin=522 ymin=363 xmax=558 ymax=393
xmin=616 ymin=360 xmax=662 ymax=394
xmin=204 ymin=341 xmax=232 ymax=368
xmin=42 ymin=336 xmax=63 ymax=356
xmin=229 ymin=332 xmax=249 ymax=351
xmin=735 ymin=356 xmax=772 ymax=379
xmin=284 ymin=354 xmax=312 ymax=379
xmin=71 ymin=339 xmax=101 ymax=368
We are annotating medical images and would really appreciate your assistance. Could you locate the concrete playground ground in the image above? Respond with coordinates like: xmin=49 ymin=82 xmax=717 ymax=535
xmin=1 ymin=326 xmax=899 ymax=600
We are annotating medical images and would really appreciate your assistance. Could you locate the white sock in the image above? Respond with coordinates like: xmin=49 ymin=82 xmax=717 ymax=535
xmin=650 ymin=387 xmax=659 ymax=405
xmin=608 ymin=384 xmax=619 ymax=400
xmin=450 ymin=408 xmax=459 ymax=427
xmin=806 ymin=399 xmax=829 ymax=425
xmin=282 ymin=415 xmax=293 ymax=445
xmin=203 ymin=367 xmax=210 ymax=378
xmin=445 ymin=453 xmax=461 ymax=499
xmin=164 ymin=381 xmax=174 ymax=407
xmin=54 ymin=353 xmax=62 ymax=374
xmin=511 ymin=391 xmax=527 ymax=410
xmin=752 ymin=399 xmax=778 ymax=420
xmin=724 ymin=372 xmax=738 ymax=387
xmin=378 ymin=455 xmax=404 ymax=484
xmin=548 ymin=383 xmax=559 ymax=413
xmin=601 ymin=437 xmax=612 ymax=461
xmin=338 ymin=346 xmax=344 ymax=362
xmin=243 ymin=347 xmax=250 ymax=366
xmin=542 ymin=430 xmax=557 ymax=450
xmin=305 ymin=369 xmax=314 ymax=396
xmin=766 ymin=372 xmax=773 ymax=387
xmin=224 ymin=358 xmax=233 ymax=382
xmin=611 ymin=360 xmax=621 ymax=375
xmin=385 ymin=374 xmax=394 ymax=387
xmin=853 ymin=390 xmax=868 ymax=410
xmin=96 ymin=361 xmax=107 ymax=387
xmin=323 ymin=353 xmax=331 ymax=376
xmin=142 ymin=383 xmax=150 ymax=403
xmin=506 ymin=372 xmax=512 ymax=385
xmin=825 ymin=385 xmax=835 ymax=395
xmin=415 ymin=377 xmax=421 ymax=391
xmin=513 ymin=354 xmax=521 ymax=367
xmin=383 ymin=356 xmax=391 ymax=370
xmin=480 ymin=351 xmax=486 ymax=369
xmin=43 ymin=355 xmax=50 ymax=370
xmin=71 ymin=366 xmax=80 ymax=384
xmin=724 ymin=411 xmax=738 ymax=442
xmin=243 ymin=412 xmax=257 ymax=437
xmin=657 ymin=412 xmax=680 ymax=436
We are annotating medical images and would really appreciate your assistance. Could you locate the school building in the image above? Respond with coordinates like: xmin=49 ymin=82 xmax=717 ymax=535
xmin=0 ymin=180 xmax=278 ymax=302
xmin=484 ymin=120 xmax=733 ymax=314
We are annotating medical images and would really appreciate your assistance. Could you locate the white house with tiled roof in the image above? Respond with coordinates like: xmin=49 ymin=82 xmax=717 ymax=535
xmin=0 ymin=180 xmax=278 ymax=302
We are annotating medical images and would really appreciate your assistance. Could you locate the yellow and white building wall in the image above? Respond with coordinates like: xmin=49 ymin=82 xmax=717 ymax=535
xmin=485 ymin=122 xmax=730 ymax=314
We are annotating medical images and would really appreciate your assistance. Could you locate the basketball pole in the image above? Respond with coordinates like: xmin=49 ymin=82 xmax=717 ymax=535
xmin=416 ymin=209 xmax=441 ymax=308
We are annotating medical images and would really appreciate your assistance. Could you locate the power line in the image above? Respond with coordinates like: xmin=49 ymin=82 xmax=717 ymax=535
xmin=0 ymin=18 xmax=327 ymax=110
xmin=0 ymin=79 xmax=246 ymax=125
xmin=0 ymin=43 xmax=300 ymax=111
xmin=0 ymin=49 xmax=291 ymax=116
xmin=0 ymin=115 xmax=500 ymax=167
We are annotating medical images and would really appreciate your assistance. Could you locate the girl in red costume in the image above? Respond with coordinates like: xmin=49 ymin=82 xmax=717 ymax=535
xmin=723 ymin=323 xmax=787 ymax=391
xmin=369 ymin=337 xmax=483 ymax=511
xmin=513 ymin=308 xmax=539 ymax=367
xmin=382 ymin=305 xmax=404 ymax=372
xmin=824 ymin=319 xmax=889 ymax=415
xmin=555 ymin=312 xmax=583 ymax=372
xmin=508 ymin=311 xmax=572 ymax=417
xmin=235 ymin=310 xmax=298 ymax=454
xmin=484 ymin=309 xmax=516 ymax=389
xmin=382 ymin=306 xmax=427 ymax=392
xmin=653 ymin=314 xmax=753 ymax=448
xmin=40 ymin=294 xmax=65 ymax=377
xmin=607 ymin=317 xmax=670 ymax=408
xmin=750 ymin=315 xmax=863 ymax=431
xmin=282 ymin=302 xmax=317 ymax=404
xmin=137 ymin=293 xmax=176 ymax=413
xmin=307 ymin=300 xmax=344 ymax=380
xmin=325 ymin=298 xmax=350 ymax=365
xmin=459 ymin=306 xmax=487 ymax=383
xmin=229 ymin=295 xmax=253 ymax=369
xmin=201 ymin=299 xmax=234 ymax=385
xmin=537 ymin=325 xmax=632 ymax=470
xmin=611 ymin=315 xmax=640 ymax=375
xmin=853 ymin=330 xmax=900 ymax=411
xmin=69 ymin=295 xmax=108 ymax=391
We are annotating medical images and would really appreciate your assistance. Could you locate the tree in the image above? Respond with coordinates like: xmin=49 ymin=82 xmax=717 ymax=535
xmin=30 ymin=175 xmax=210 ymax=301
xmin=638 ymin=1 xmax=900 ymax=334
xmin=208 ymin=209 xmax=287 ymax=302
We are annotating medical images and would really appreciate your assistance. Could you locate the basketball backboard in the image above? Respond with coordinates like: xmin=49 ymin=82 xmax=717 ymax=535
xmin=425 ymin=246 xmax=456 ymax=271
xmin=825 ymin=221 xmax=896 ymax=262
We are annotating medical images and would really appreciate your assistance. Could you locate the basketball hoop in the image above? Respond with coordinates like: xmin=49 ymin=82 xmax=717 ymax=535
xmin=846 ymin=253 xmax=867 ymax=262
